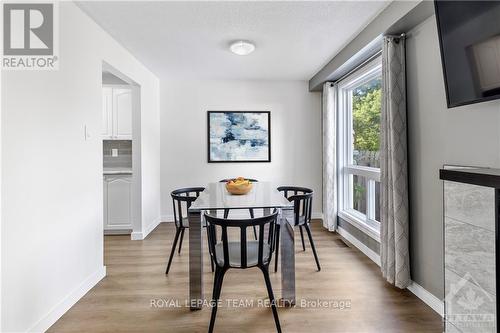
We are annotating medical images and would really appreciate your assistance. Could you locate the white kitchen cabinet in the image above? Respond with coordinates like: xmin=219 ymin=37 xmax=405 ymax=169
xmin=113 ymin=88 xmax=133 ymax=139
xmin=103 ymin=175 xmax=132 ymax=232
xmin=102 ymin=87 xmax=132 ymax=140
xmin=102 ymin=87 xmax=113 ymax=138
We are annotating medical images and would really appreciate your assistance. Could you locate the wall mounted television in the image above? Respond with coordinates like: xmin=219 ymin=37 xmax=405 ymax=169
xmin=435 ymin=1 xmax=500 ymax=108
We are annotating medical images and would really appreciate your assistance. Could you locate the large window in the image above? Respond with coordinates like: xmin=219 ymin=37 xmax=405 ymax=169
xmin=338 ymin=57 xmax=382 ymax=239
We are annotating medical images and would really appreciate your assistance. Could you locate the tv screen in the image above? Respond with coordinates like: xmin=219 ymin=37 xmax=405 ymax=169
xmin=435 ymin=1 xmax=500 ymax=108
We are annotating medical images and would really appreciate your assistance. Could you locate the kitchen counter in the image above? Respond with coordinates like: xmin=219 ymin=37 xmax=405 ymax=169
xmin=103 ymin=167 xmax=133 ymax=175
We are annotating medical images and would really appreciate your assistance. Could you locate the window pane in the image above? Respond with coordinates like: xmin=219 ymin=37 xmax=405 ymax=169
xmin=351 ymin=77 xmax=382 ymax=168
xmin=375 ymin=181 xmax=381 ymax=222
xmin=352 ymin=175 xmax=367 ymax=215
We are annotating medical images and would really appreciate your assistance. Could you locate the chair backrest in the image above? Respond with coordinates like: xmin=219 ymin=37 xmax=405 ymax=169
xmin=171 ymin=187 xmax=205 ymax=228
xmin=277 ymin=186 xmax=313 ymax=226
xmin=219 ymin=178 xmax=259 ymax=183
xmin=204 ymin=211 xmax=278 ymax=269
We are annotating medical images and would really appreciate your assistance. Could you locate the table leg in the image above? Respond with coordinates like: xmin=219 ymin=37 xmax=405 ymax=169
xmin=280 ymin=209 xmax=296 ymax=306
xmin=188 ymin=210 xmax=203 ymax=310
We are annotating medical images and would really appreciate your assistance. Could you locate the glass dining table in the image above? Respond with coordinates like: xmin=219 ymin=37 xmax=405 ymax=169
xmin=187 ymin=181 xmax=296 ymax=310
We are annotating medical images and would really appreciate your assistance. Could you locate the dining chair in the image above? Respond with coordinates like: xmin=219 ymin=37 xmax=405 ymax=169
xmin=219 ymin=178 xmax=259 ymax=239
xmin=275 ymin=186 xmax=321 ymax=272
xmin=204 ymin=211 xmax=281 ymax=333
xmin=165 ymin=187 xmax=214 ymax=274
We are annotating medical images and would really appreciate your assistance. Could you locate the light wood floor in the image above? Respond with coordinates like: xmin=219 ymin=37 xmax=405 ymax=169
xmin=48 ymin=221 xmax=442 ymax=333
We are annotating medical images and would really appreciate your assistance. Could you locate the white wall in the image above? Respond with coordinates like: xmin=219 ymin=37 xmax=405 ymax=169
xmin=406 ymin=16 xmax=500 ymax=298
xmin=1 ymin=3 xmax=160 ymax=332
xmin=160 ymin=79 xmax=322 ymax=220
xmin=0 ymin=64 xmax=3 ymax=332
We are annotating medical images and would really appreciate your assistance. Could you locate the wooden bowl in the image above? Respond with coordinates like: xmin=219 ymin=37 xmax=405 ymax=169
xmin=225 ymin=181 xmax=253 ymax=195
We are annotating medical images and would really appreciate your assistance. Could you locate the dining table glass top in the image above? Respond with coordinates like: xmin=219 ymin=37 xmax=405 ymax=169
xmin=189 ymin=181 xmax=294 ymax=211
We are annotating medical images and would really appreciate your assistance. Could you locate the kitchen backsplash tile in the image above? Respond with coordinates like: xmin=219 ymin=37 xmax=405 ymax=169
xmin=103 ymin=140 xmax=132 ymax=168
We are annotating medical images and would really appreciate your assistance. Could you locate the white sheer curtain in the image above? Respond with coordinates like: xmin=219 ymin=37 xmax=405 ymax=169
xmin=322 ymin=82 xmax=338 ymax=232
xmin=380 ymin=35 xmax=410 ymax=289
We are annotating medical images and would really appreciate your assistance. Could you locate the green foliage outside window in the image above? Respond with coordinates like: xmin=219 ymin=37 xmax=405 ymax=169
xmin=351 ymin=78 xmax=381 ymax=212
xmin=353 ymin=182 xmax=366 ymax=211
xmin=352 ymin=79 xmax=381 ymax=152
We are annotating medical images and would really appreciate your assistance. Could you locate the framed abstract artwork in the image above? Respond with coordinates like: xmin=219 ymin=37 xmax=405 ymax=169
xmin=207 ymin=111 xmax=271 ymax=163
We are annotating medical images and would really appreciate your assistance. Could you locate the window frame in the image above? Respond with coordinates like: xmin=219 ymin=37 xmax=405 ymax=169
xmin=337 ymin=56 xmax=382 ymax=242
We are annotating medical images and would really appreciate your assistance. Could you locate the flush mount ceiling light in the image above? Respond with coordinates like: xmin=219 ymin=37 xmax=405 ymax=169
xmin=229 ymin=40 xmax=255 ymax=56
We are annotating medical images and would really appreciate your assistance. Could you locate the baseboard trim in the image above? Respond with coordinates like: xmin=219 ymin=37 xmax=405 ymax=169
xmin=161 ymin=212 xmax=323 ymax=222
xmin=336 ymin=226 xmax=443 ymax=317
xmin=407 ymin=281 xmax=444 ymax=317
xmin=104 ymin=229 xmax=132 ymax=235
xmin=161 ymin=214 xmax=174 ymax=223
xmin=27 ymin=266 xmax=106 ymax=333
xmin=131 ymin=217 xmax=162 ymax=240
xmin=337 ymin=226 xmax=381 ymax=266
xmin=131 ymin=231 xmax=143 ymax=240
xmin=143 ymin=217 xmax=161 ymax=239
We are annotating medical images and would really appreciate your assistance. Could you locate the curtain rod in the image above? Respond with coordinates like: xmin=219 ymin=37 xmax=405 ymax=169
xmin=330 ymin=49 xmax=382 ymax=86
xmin=384 ymin=33 xmax=406 ymax=39
xmin=328 ymin=33 xmax=406 ymax=87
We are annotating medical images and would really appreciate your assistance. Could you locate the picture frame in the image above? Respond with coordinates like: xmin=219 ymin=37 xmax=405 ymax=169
xmin=207 ymin=111 xmax=271 ymax=163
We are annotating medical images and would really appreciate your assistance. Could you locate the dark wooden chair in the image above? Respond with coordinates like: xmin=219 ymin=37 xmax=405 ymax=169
xmin=219 ymin=178 xmax=259 ymax=239
xmin=165 ymin=187 xmax=214 ymax=274
xmin=275 ymin=186 xmax=321 ymax=272
xmin=204 ymin=211 xmax=281 ymax=333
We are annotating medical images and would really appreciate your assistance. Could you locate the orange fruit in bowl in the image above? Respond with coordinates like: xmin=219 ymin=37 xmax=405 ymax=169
xmin=225 ymin=178 xmax=253 ymax=195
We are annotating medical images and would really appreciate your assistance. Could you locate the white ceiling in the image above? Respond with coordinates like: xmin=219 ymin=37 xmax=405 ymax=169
xmin=77 ymin=1 xmax=390 ymax=80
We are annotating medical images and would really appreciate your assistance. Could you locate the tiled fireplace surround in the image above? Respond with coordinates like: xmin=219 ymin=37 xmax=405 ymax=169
xmin=441 ymin=168 xmax=498 ymax=333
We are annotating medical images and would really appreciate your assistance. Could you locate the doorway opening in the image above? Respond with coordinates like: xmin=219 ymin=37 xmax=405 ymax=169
xmin=101 ymin=62 xmax=142 ymax=240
